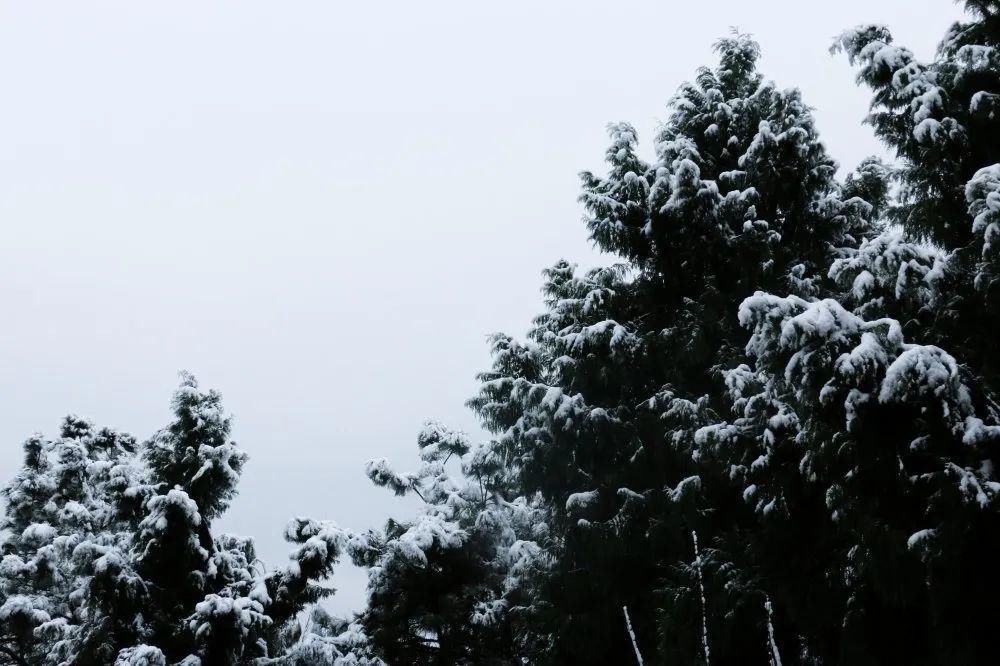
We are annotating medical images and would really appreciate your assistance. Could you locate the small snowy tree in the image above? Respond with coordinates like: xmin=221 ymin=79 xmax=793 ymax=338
xmin=0 ymin=375 xmax=352 ymax=665
xmin=0 ymin=418 xmax=137 ymax=664
xmin=345 ymin=422 xmax=550 ymax=664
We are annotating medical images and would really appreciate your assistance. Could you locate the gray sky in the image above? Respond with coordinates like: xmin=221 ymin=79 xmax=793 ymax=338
xmin=0 ymin=0 xmax=963 ymax=614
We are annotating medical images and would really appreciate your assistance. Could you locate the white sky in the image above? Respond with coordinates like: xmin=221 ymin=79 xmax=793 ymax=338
xmin=0 ymin=0 xmax=964 ymax=614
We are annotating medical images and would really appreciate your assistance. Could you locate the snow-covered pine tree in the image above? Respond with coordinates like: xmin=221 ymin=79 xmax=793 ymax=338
xmin=0 ymin=375 xmax=353 ymax=665
xmin=120 ymin=372 xmax=253 ymax=661
xmin=692 ymin=4 xmax=1000 ymax=663
xmin=0 ymin=417 xmax=137 ymax=665
xmin=459 ymin=34 xmax=877 ymax=664
xmin=832 ymin=1 xmax=1000 ymax=394
xmin=261 ymin=604 xmax=379 ymax=666
xmin=342 ymin=421 xmax=549 ymax=664
xmin=702 ymin=291 xmax=1000 ymax=664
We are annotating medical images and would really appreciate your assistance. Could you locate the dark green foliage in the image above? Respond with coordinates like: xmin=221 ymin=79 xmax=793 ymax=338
xmin=360 ymin=9 xmax=1000 ymax=665
xmin=455 ymin=33 xmax=875 ymax=665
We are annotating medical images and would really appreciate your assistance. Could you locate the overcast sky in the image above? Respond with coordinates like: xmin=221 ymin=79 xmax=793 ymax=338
xmin=0 ymin=0 xmax=964 ymax=614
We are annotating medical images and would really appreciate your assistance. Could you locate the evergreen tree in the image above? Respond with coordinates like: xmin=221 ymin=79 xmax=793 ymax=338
xmin=832 ymin=1 xmax=1000 ymax=392
xmin=352 ymin=34 xmax=878 ymax=664
xmin=323 ymin=15 xmax=1000 ymax=664
xmin=0 ymin=375 xmax=354 ymax=665
xmin=0 ymin=418 xmax=137 ymax=665
xmin=344 ymin=422 xmax=549 ymax=664
xmin=690 ymin=4 xmax=1000 ymax=663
